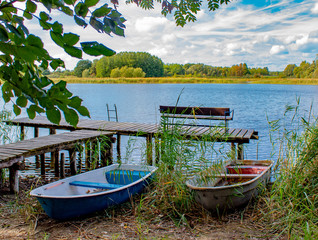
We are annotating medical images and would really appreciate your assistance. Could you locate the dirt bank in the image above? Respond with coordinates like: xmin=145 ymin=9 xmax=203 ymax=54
xmin=0 ymin=177 xmax=281 ymax=239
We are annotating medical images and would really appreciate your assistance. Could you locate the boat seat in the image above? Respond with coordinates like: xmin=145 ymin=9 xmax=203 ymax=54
xmin=106 ymin=170 xmax=149 ymax=185
xmin=215 ymin=174 xmax=259 ymax=178
xmin=69 ymin=181 xmax=125 ymax=189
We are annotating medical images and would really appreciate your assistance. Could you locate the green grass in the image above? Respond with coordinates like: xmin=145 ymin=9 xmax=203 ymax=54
xmin=261 ymin=103 xmax=318 ymax=238
xmin=52 ymin=76 xmax=318 ymax=85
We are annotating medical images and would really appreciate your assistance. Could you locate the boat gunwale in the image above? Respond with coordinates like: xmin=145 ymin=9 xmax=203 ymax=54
xmin=30 ymin=164 xmax=157 ymax=199
xmin=186 ymin=160 xmax=273 ymax=191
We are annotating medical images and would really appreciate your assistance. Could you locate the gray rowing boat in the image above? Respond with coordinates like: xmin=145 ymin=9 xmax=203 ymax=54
xmin=186 ymin=160 xmax=273 ymax=211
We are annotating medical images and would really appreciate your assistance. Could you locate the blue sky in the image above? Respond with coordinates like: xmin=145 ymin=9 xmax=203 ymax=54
xmin=27 ymin=0 xmax=318 ymax=71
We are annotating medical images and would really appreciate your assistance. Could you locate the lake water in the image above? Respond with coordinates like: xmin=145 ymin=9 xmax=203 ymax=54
xmin=2 ymin=83 xmax=318 ymax=174
xmin=66 ymin=83 xmax=318 ymax=162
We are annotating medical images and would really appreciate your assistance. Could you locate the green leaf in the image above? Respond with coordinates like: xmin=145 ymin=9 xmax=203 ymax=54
xmin=77 ymin=105 xmax=90 ymax=117
xmin=38 ymin=76 xmax=52 ymax=88
xmin=52 ymin=21 xmax=63 ymax=34
xmin=61 ymin=6 xmax=73 ymax=16
xmin=6 ymin=24 xmax=21 ymax=38
xmin=40 ymin=11 xmax=51 ymax=22
xmin=27 ymin=105 xmax=36 ymax=119
xmin=81 ymin=41 xmax=115 ymax=56
xmin=50 ymin=58 xmax=65 ymax=70
xmin=69 ymin=96 xmax=82 ymax=108
xmin=23 ymin=11 xmax=33 ymax=20
xmin=64 ymin=108 xmax=79 ymax=126
xmin=114 ymin=26 xmax=124 ymax=37
xmin=92 ymin=4 xmax=111 ymax=18
xmin=26 ymin=0 xmax=37 ymax=13
xmin=85 ymin=0 xmax=99 ymax=7
xmin=0 ymin=27 xmax=9 ymax=42
xmin=64 ymin=0 xmax=76 ymax=4
xmin=63 ymin=33 xmax=80 ymax=46
xmin=75 ymin=3 xmax=89 ymax=18
xmin=109 ymin=9 xmax=121 ymax=18
xmin=89 ymin=17 xmax=104 ymax=33
xmin=50 ymin=31 xmax=64 ymax=47
xmin=16 ymin=96 xmax=28 ymax=107
xmin=26 ymin=34 xmax=43 ymax=48
xmin=13 ymin=104 xmax=21 ymax=116
xmin=13 ymin=16 xmax=29 ymax=35
xmin=46 ymin=107 xmax=61 ymax=125
xmin=64 ymin=45 xmax=82 ymax=58
xmin=74 ymin=16 xmax=88 ymax=28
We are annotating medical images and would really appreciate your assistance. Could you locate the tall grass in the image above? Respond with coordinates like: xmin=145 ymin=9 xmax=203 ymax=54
xmin=262 ymin=101 xmax=318 ymax=238
xmin=136 ymin=114 xmax=233 ymax=225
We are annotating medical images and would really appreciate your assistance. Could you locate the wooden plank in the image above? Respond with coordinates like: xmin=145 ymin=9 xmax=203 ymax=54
xmin=192 ymin=127 xmax=211 ymax=136
xmin=229 ymin=128 xmax=242 ymax=138
xmin=236 ymin=129 xmax=248 ymax=139
xmin=159 ymin=106 xmax=231 ymax=116
xmin=243 ymin=129 xmax=254 ymax=139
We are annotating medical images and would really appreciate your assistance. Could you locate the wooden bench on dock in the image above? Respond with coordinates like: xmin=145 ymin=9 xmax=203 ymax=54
xmin=159 ymin=105 xmax=234 ymax=128
xmin=0 ymin=130 xmax=115 ymax=193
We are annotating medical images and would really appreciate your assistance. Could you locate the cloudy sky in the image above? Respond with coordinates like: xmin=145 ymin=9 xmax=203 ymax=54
xmin=30 ymin=0 xmax=318 ymax=71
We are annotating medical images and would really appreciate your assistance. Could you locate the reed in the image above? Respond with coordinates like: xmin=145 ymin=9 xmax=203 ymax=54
xmin=262 ymin=101 xmax=318 ymax=238
xmin=135 ymin=115 xmax=233 ymax=225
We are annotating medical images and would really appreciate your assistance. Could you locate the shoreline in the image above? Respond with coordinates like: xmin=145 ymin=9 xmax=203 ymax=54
xmin=51 ymin=77 xmax=318 ymax=85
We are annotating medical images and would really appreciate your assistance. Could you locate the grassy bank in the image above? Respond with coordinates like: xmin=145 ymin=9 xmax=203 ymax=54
xmin=52 ymin=76 xmax=318 ymax=85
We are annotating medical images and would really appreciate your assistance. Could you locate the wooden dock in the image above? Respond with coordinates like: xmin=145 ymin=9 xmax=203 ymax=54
xmin=0 ymin=130 xmax=114 ymax=192
xmin=7 ymin=116 xmax=258 ymax=143
xmin=1 ymin=116 xmax=259 ymax=193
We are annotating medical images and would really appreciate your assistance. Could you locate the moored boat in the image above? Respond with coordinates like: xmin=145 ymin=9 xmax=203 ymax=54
xmin=30 ymin=164 xmax=157 ymax=220
xmin=186 ymin=160 xmax=273 ymax=211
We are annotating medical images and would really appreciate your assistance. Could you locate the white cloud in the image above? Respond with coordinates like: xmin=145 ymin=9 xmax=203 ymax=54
xmin=312 ymin=2 xmax=318 ymax=13
xmin=162 ymin=34 xmax=176 ymax=44
xmin=19 ymin=0 xmax=318 ymax=71
xmin=270 ymin=45 xmax=287 ymax=55
xmin=295 ymin=35 xmax=309 ymax=46
xmin=135 ymin=17 xmax=169 ymax=33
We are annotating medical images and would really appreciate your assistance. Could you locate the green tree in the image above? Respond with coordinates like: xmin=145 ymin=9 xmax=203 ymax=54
xmin=74 ymin=60 xmax=92 ymax=77
xmin=283 ymin=64 xmax=297 ymax=77
xmin=96 ymin=52 xmax=164 ymax=77
xmin=0 ymin=0 xmax=231 ymax=125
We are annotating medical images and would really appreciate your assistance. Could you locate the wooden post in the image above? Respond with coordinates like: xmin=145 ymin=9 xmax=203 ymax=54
xmin=34 ymin=127 xmax=40 ymax=168
xmin=20 ymin=125 xmax=25 ymax=140
xmin=69 ymin=148 xmax=77 ymax=175
xmin=155 ymin=136 xmax=160 ymax=164
xmin=146 ymin=134 xmax=153 ymax=165
xmin=237 ymin=143 xmax=244 ymax=160
xmin=101 ymin=137 xmax=114 ymax=166
xmin=116 ymin=133 xmax=121 ymax=162
xmin=50 ymin=128 xmax=56 ymax=169
xmin=60 ymin=153 xmax=65 ymax=178
xmin=9 ymin=161 xmax=21 ymax=193
xmin=231 ymin=142 xmax=236 ymax=160
xmin=54 ymin=151 xmax=59 ymax=177
xmin=0 ymin=169 xmax=3 ymax=188
xmin=77 ymin=151 xmax=82 ymax=173
xmin=40 ymin=153 xmax=45 ymax=176
xmin=85 ymin=142 xmax=91 ymax=170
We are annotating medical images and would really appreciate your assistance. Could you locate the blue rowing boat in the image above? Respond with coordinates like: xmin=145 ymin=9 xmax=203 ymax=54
xmin=30 ymin=164 xmax=157 ymax=220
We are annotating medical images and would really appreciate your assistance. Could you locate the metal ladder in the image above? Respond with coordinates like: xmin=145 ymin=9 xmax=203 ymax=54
xmin=106 ymin=104 xmax=118 ymax=122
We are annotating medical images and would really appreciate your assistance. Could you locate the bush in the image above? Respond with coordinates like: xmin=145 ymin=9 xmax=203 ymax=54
xmin=110 ymin=67 xmax=146 ymax=78
xmin=110 ymin=68 xmax=121 ymax=78
xmin=82 ymin=69 xmax=90 ymax=78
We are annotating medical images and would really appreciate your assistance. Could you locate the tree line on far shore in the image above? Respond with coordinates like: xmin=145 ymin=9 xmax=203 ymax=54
xmin=45 ymin=52 xmax=318 ymax=79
